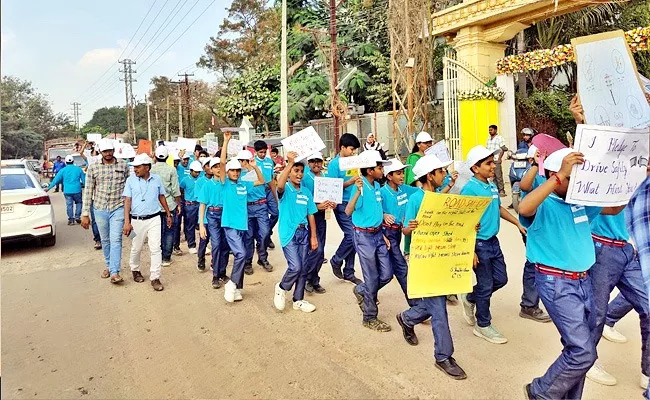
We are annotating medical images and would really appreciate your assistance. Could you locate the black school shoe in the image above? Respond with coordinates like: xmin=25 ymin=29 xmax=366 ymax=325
xmin=331 ymin=261 xmax=344 ymax=279
xmin=257 ymin=260 xmax=273 ymax=272
xmin=305 ymin=282 xmax=315 ymax=293
xmin=312 ymin=284 xmax=326 ymax=294
xmin=267 ymin=238 xmax=275 ymax=249
xmin=212 ymin=277 xmax=222 ymax=289
xmin=197 ymin=258 xmax=206 ymax=272
xmin=244 ymin=263 xmax=254 ymax=275
xmin=435 ymin=357 xmax=467 ymax=380
xmin=396 ymin=313 xmax=418 ymax=346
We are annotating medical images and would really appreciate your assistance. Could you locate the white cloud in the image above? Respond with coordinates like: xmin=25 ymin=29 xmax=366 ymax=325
xmin=77 ymin=40 xmax=127 ymax=67
xmin=1 ymin=30 xmax=14 ymax=46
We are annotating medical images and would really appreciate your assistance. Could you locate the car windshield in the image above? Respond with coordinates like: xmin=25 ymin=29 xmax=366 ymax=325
xmin=1 ymin=173 xmax=35 ymax=190
xmin=1 ymin=164 xmax=25 ymax=169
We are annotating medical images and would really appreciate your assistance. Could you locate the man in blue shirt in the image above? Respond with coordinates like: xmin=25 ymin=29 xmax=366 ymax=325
xmin=180 ymin=161 xmax=203 ymax=255
xmin=459 ymin=145 xmax=527 ymax=345
xmin=347 ymin=150 xmax=392 ymax=332
xmin=51 ymin=155 xmax=66 ymax=192
xmin=122 ymin=154 xmax=173 ymax=292
xmin=327 ymin=133 xmax=362 ymax=284
xmin=46 ymin=155 xmax=86 ymax=225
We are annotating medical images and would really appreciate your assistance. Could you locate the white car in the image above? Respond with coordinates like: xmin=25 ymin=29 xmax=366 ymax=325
xmin=1 ymin=168 xmax=56 ymax=246
xmin=1 ymin=159 xmax=42 ymax=183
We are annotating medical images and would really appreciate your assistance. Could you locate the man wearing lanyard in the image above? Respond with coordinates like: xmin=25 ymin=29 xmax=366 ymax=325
xmin=122 ymin=154 xmax=173 ymax=291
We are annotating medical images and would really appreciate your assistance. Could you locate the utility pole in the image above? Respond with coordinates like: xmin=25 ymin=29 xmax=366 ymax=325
xmin=171 ymin=80 xmax=184 ymax=138
xmin=71 ymin=102 xmax=81 ymax=134
xmin=145 ymin=94 xmax=152 ymax=141
xmin=329 ymin=0 xmax=340 ymax=150
xmin=165 ymin=95 xmax=170 ymax=141
xmin=119 ymin=59 xmax=137 ymax=141
xmin=178 ymin=73 xmax=194 ymax=137
xmin=280 ymin=0 xmax=288 ymax=137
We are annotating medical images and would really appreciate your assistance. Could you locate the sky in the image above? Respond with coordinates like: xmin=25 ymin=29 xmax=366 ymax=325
xmin=1 ymin=0 xmax=230 ymax=124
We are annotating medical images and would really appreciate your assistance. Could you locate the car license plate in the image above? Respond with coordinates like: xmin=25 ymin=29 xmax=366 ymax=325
xmin=1 ymin=205 xmax=14 ymax=213
xmin=514 ymin=161 xmax=527 ymax=168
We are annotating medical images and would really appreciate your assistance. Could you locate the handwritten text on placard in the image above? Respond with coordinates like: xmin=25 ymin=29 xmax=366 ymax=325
xmin=313 ymin=177 xmax=343 ymax=204
xmin=280 ymin=126 xmax=326 ymax=161
xmin=206 ymin=140 xmax=219 ymax=155
xmin=227 ymin=139 xmax=244 ymax=156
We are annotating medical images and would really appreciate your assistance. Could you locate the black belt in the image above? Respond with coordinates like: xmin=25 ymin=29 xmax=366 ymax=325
xmin=130 ymin=213 xmax=159 ymax=221
xmin=382 ymin=223 xmax=402 ymax=231
xmin=208 ymin=206 xmax=222 ymax=211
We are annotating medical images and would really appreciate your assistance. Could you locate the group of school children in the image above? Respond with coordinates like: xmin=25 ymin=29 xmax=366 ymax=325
xmin=170 ymin=121 xmax=647 ymax=398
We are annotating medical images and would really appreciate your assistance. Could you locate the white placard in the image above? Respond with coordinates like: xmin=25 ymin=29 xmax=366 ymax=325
xmin=338 ymin=155 xmax=367 ymax=171
xmin=241 ymin=169 xmax=257 ymax=182
xmin=163 ymin=141 xmax=179 ymax=152
xmin=450 ymin=160 xmax=472 ymax=194
xmin=574 ymin=33 xmax=650 ymax=129
xmin=280 ymin=126 xmax=326 ymax=161
xmin=176 ymin=138 xmax=197 ymax=154
xmin=86 ymin=133 xmax=102 ymax=143
xmin=114 ymin=143 xmax=136 ymax=159
xmin=425 ymin=140 xmax=451 ymax=162
xmin=566 ymin=124 xmax=649 ymax=207
xmin=227 ymin=139 xmax=244 ymax=156
xmin=313 ymin=177 xmax=344 ymax=204
xmin=206 ymin=140 xmax=219 ymax=155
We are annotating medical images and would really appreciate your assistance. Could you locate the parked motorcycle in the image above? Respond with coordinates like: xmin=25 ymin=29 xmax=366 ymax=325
xmin=509 ymin=150 xmax=531 ymax=213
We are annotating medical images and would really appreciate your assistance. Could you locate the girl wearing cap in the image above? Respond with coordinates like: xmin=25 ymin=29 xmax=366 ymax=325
xmin=179 ymin=161 xmax=203 ymax=255
xmin=519 ymin=149 xmax=626 ymax=400
xmin=220 ymin=132 xmax=266 ymax=303
xmin=459 ymin=145 xmax=527 ymax=345
xmin=396 ymin=153 xmax=467 ymax=380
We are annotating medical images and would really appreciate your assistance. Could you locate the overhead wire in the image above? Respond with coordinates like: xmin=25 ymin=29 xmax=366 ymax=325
xmin=131 ymin=0 xmax=190 ymax=62
xmin=123 ymin=0 xmax=171 ymax=60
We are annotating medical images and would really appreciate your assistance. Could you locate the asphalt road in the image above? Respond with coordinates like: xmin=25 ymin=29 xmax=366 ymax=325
xmin=0 ymin=192 xmax=644 ymax=399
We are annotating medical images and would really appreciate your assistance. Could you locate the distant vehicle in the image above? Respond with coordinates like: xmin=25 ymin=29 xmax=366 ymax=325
xmin=1 ymin=168 xmax=56 ymax=247
xmin=1 ymin=159 xmax=41 ymax=182
xmin=26 ymin=159 xmax=43 ymax=173
xmin=44 ymin=137 xmax=81 ymax=162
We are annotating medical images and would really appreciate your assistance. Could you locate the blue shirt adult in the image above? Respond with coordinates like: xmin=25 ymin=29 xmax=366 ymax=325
xmin=351 ymin=177 xmax=383 ymax=228
xmin=461 ymin=176 xmax=500 ymax=240
xmin=222 ymin=178 xmax=254 ymax=231
xmin=180 ymin=174 xmax=199 ymax=202
xmin=278 ymin=182 xmax=317 ymax=247
xmin=197 ymin=179 xmax=223 ymax=224
xmin=404 ymin=188 xmax=425 ymax=224
xmin=326 ymin=155 xmax=357 ymax=202
xmin=122 ymin=173 xmax=166 ymax=216
xmin=526 ymin=193 xmax=602 ymax=272
xmin=519 ymin=173 xmax=546 ymax=228
xmin=47 ymin=164 xmax=85 ymax=194
xmin=591 ymin=212 xmax=629 ymax=242
xmin=380 ymin=183 xmax=420 ymax=225
xmin=52 ymin=160 xmax=66 ymax=174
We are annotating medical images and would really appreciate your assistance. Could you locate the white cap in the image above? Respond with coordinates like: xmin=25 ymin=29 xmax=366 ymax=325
xmin=65 ymin=155 xmax=74 ymax=163
xmin=544 ymin=147 xmax=573 ymax=173
xmin=97 ymin=139 xmax=114 ymax=152
xmin=526 ymin=144 xmax=538 ymax=159
xmin=189 ymin=161 xmax=203 ymax=172
xmin=155 ymin=146 xmax=169 ymax=159
xmin=360 ymin=150 xmax=391 ymax=168
xmin=466 ymin=145 xmax=499 ymax=168
xmin=415 ymin=131 xmax=433 ymax=143
xmin=171 ymin=152 xmax=181 ymax=161
xmin=209 ymin=158 xmax=221 ymax=168
xmin=236 ymin=149 xmax=253 ymax=160
xmin=307 ymin=152 xmax=324 ymax=161
xmin=199 ymin=157 xmax=211 ymax=166
xmin=225 ymin=159 xmax=242 ymax=171
xmin=412 ymin=154 xmax=453 ymax=180
xmin=384 ymin=158 xmax=410 ymax=175
xmin=181 ymin=152 xmax=190 ymax=159
xmin=129 ymin=154 xmax=153 ymax=166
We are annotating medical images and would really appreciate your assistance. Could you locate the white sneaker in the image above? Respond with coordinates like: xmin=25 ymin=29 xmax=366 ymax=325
xmin=234 ymin=289 xmax=243 ymax=302
xmin=161 ymin=260 xmax=172 ymax=267
xmin=587 ymin=363 xmax=617 ymax=386
xmin=188 ymin=247 xmax=197 ymax=255
xmin=460 ymin=294 xmax=476 ymax=326
xmin=641 ymin=374 xmax=648 ymax=390
xmin=224 ymin=281 xmax=236 ymax=303
xmin=274 ymin=282 xmax=286 ymax=311
xmin=473 ymin=324 xmax=508 ymax=344
xmin=293 ymin=300 xmax=316 ymax=313
xmin=602 ymin=325 xmax=628 ymax=343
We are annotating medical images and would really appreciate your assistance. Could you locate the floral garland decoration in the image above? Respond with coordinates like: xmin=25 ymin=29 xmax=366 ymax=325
xmin=457 ymin=86 xmax=506 ymax=101
xmin=496 ymin=26 xmax=649 ymax=75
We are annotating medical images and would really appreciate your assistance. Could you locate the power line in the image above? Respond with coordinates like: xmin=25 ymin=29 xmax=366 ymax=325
xmin=124 ymin=0 xmax=170 ymax=60
xmin=131 ymin=0 xmax=189 ymax=62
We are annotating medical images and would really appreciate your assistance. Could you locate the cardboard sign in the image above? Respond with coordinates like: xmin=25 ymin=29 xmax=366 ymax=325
xmin=206 ymin=140 xmax=219 ymax=156
xmin=408 ymin=193 xmax=491 ymax=298
xmin=281 ymin=126 xmax=326 ymax=161
xmin=531 ymin=134 xmax=567 ymax=176
xmin=425 ymin=140 xmax=451 ymax=163
xmin=137 ymin=139 xmax=152 ymax=155
xmin=227 ymin=139 xmax=244 ymax=156
xmin=566 ymin=124 xmax=649 ymax=207
xmin=86 ymin=133 xmax=102 ymax=143
xmin=313 ymin=177 xmax=344 ymax=204
xmin=176 ymin=138 xmax=197 ymax=154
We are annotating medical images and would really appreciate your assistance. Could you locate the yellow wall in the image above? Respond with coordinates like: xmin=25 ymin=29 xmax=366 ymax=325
xmin=458 ymin=99 xmax=500 ymax=159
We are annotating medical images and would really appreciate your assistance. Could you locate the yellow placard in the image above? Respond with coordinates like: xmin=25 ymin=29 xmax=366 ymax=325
xmin=408 ymin=193 xmax=491 ymax=298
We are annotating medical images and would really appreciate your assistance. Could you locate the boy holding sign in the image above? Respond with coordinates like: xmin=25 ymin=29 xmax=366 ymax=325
xmin=326 ymin=133 xmax=363 ymax=284
xmin=346 ymin=150 xmax=393 ymax=332
xmin=396 ymin=154 xmax=467 ymax=380
xmin=272 ymin=152 xmax=319 ymax=313
xmin=519 ymin=148 xmax=625 ymax=400
xmin=459 ymin=145 xmax=527 ymax=345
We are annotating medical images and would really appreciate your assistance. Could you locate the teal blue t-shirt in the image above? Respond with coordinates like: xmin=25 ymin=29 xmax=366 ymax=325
xmin=351 ymin=177 xmax=383 ymax=228
xmin=519 ymin=173 xmax=546 ymax=228
xmin=222 ymin=178 xmax=254 ymax=230
xmin=197 ymin=179 xmax=223 ymax=223
xmin=460 ymin=177 xmax=500 ymax=240
xmin=326 ymin=155 xmax=357 ymax=202
xmin=404 ymin=188 xmax=425 ymax=224
xmin=195 ymin=175 xmax=212 ymax=197
xmin=590 ymin=212 xmax=629 ymax=242
xmin=380 ymin=184 xmax=421 ymax=225
xmin=302 ymin=169 xmax=317 ymax=196
xmin=256 ymin=156 xmax=275 ymax=183
xmin=435 ymin=173 xmax=453 ymax=193
xmin=526 ymin=193 xmax=602 ymax=271
xmin=278 ymin=183 xmax=317 ymax=247
xmin=243 ymin=167 xmax=265 ymax=202
xmin=180 ymin=175 xmax=199 ymax=202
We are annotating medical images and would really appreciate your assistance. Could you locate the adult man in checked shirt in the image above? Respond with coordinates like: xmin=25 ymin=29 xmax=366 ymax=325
xmin=486 ymin=124 xmax=508 ymax=197
xmin=80 ymin=139 xmax=130 ymax=283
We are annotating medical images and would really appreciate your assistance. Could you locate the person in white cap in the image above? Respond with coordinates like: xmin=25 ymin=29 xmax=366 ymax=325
xmin=81 ymin=138 xmax=131 ymax=283
xmin=459 ymin=145 xmax=527 ymax=345
xmin=486 ymin=124 xmax=508 ymax=197
xmin=519 ymin=148 xmax=626 ymax=400
xmin=302 ymin=152 xmax=336 ymax=294
xmin=46 ymin=154 xmax=86 ymax=225
xmin=220 ymin=132 xmax=266 ymax=303
xmin=346 ymin=150 xmax=393 ymax=332
xmin=177 ymin=152 xmax=191 ymax=178
xmin=405 ymin=131 xmax=434 ymax=185
xmin=195 ymin=157 xmax=215 ymax=271
xmin=179 ymin=161 xmax=203 ymax=255
xmin=236 ymin=148 xmax=273 ymax=274
xmin=122 ymin=154 xmax=173 ymax=291
xmin=151 ymin=146 xmax=182 ymax=265
xmin=396 ymin=153 xmax=467 ymax=380
xmin=273 ymin=151 xmax=319 ymax=313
